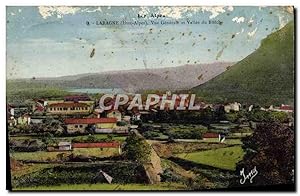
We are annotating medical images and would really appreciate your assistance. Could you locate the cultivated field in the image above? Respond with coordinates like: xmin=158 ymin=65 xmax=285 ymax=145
xmin=176 ymin=146 xmax=244 ymax=171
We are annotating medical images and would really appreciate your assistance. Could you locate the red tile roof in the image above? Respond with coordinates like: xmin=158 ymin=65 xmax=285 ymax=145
xmin=49 ymin=102 xmax=88 ymax=108
xmin=280 ymin=105 xmax=293 ymax=111
xmin=203 ymin=132 xmax=219 ymax=138
xmin=72 ymin=142 xmax=119 ymax=148
xmin=64 ymin=118 xmax=117 ymax=124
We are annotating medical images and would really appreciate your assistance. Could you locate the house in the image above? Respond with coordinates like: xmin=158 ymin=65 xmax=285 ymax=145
xmin=224 ymin=102 xmax=241 ymax=113
xmin=58 ymin=141 xmax=72 ymax=151
xmin=64 ymin=118 xmax=117 ymax=134
xmin=202 ymin=132 xmax=225 ymax=143
xmin=17 ymin=114 xmax=31 ymax=125
xmin=30 ymin=118 xmax=44 ymax=124
xmin=7 ymin=116 xmax=17 ymax=126
xmin=10 ymin=105 xmax=29 ymax=116
xmin=270 ymin=104 xmax=294 ymax=113
xmin=32 ymin=99 xmax=46 ymax=113
xmin=202 ymin=132 xmax=219 ymax=139
xmin=47 ymin=102 xmax=91 ymax=115
xmin=113 ymin=126 xmax=129 ymax=134
xmin=279 ymin=104 xmax=294 ymax=113
xmin=248 ymin=105 xmax=254 ymax=112
xmin=131 ymin=113 xmax=141 ymax=121
xmin=7 ymin=104 xmax=15 ymax=116
xmin=107 ymin=110 xmax=122 ymax=121
xmin=123 ymin=115 xmax=131 ymax=123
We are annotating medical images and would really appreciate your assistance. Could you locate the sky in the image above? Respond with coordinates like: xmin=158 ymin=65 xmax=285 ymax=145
xmin=6 ymin=6 xmax=293 ymax=79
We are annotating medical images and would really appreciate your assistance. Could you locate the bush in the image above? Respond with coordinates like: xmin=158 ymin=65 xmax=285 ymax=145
xmin=248 ymin=110 xmax=289 ymax=123
xmin=160 ymin=169 xmax=183 ymax=182
xmin=142 ymin=131 xmax=161 ymax=139
xmin=117 ymin=121 xmax=127 ymax=126
xmin=13 ymin=163 xmax=148 ymax=188
xmin=123 ymin=133 xmax=151 ymax=163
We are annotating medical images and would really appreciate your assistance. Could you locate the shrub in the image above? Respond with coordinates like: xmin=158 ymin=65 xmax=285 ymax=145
xmin=123 ymin=133 xmax=151 ymax=164
xmin=117 ymin=121 xmax=127 ymax=126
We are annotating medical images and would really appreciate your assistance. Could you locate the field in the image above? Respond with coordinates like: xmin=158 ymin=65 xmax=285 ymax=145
xmin=176 ymin=146 xmax=244 ymax=171
xmin=10 ymin=134 xmax=127 ymax=142
xmin=11 ymin=148 xmax=119 ymax=161
xmin=200 ymin=138 xmax=242 ymax=145
xmin=10 ymin=163 xmax=55 ymax=178
xmin=13 ymin=183 xmax=186 ymax=191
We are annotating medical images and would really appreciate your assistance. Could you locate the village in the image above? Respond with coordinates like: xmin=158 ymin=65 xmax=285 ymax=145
xmin=7 ymin=92 xmax=294 ymax=190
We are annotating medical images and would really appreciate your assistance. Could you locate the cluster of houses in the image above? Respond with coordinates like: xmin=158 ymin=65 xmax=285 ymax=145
xmin=7 ymin=95 xmax=131 ymax=134
xmin=7 ymin=93 xmax=294 ymax=135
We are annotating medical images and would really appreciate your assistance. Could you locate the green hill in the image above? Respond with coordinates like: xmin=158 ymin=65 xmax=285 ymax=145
xmin=192 ymin=21 xmax=294 ymax=106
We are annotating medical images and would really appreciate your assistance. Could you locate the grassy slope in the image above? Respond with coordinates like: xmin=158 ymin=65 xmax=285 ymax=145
xmin=10 ymin=134 xmax=127 ymax=142
xmin=11 ymin=148 xmax=119 ymax=161
xmin=6 ymin=80 xmax=68 ymax=104
xmin=176 ymin=146 xmax=244 ymax=171
xmin=13 ymin=183 xmax=186 ymax=191
xmin=11 ymin=164 xmax=55 ymax=178
xmin=192 ymin=22 xmax=294 ymax=105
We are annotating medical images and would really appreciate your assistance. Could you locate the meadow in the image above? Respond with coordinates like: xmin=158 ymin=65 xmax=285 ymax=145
xmin=11 ymin=148 xmax=119 ymax=161
xmin=176 ymin=145 xmax=244 ymax=171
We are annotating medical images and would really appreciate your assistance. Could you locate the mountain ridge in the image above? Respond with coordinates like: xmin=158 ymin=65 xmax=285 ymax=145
xmin=191 ymin=22 xmax=294 ymax=105
xmin=13 ymin=62 xmax=234 ymax=92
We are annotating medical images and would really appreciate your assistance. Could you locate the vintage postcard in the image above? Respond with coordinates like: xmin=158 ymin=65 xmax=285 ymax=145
xmin=6 ymin=6 xmax=295 ymax=191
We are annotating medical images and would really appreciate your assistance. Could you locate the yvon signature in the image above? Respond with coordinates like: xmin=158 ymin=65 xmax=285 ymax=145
xmin=239 ymin=166 xmax=258 ymax=184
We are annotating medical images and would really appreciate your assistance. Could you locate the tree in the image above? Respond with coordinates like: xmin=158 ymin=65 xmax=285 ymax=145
xmin=213 ymin=105 xmax=226 ymax=121
xmin=231 ymin=122 xmax=294 ymax=187
xmin=198 ymin=108 xmax=214 ymax=125
xmin=123 ymin=132 xmax=151 ymax=164
xmin=86 ymin=135 xmax=96 ymax=142
xmin=269 ymin=111 xmax=289 ymax=123
xmin=247 ymin=110 xmax=289 ymax=123
xmin=85 ymin=124 xmax=95 ymax=134
xmin=225 ymin=112 xmax=240 ymax=123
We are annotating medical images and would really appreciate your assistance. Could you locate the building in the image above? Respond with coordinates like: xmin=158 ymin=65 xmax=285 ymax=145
xmin=58 ymin=141 xmax=72 ymax=151
xmin=122 ymin=115 xmax=131 ymax=123
xmin=64 ymin=118 xmax=117 ymax=134
xmin=17 ymin=114 xmax=31 ymax=125
xmin=30 ymin=118 xmax=44 ymax=124
xmin=202 ymin=132 xmax=219 ymax=139
xmin=132 ymin=113 xmax=141 ymax=121
xmin=224 ymin=102 xmax=241 ymax=113
xmin=269 ymin=104 xmax=294 ymax=113
xmin=32 ymin=99 xmax=46 ymax=113
xmin=7 ymin=117 xmax=17 ymax=126
xmin=107 ymin=110 xmax=122 ymax=121
xmin=10 ymin=105 xmax=29 ymax=116
xmin=7 ymin=104 xmax=15 ymax=116
xmin=47 ymin=102 xmax=91 ymax=115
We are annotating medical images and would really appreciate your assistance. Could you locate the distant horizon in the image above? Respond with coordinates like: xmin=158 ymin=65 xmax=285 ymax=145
xmin=7 ymin=61 xmax=235 ymax=80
